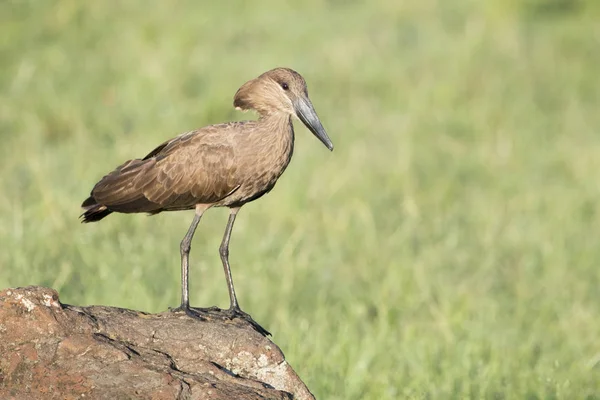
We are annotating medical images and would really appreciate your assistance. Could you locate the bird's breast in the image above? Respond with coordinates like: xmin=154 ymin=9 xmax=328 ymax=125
xmin=222 ymin=121 xmax=295 ymax=207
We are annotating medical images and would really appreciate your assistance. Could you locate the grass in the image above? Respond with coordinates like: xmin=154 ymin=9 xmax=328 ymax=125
xmin=2 ymin=0 xmax=600 ymax=398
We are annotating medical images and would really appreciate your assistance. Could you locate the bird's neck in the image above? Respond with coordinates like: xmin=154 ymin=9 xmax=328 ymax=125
xmin=256 ymin=112 xmax=294 ymax=142
xmin=251 ymin=111 xmax=295 ymax=172
xmin=258 ymin=111 xmax=291 ymax=127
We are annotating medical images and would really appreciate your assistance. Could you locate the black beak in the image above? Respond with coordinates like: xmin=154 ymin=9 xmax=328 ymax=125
xmin=294 ymin=98 xmax=334 ymax=151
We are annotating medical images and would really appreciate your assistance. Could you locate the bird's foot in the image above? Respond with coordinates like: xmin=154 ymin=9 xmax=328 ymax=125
xmin=169 ymin=304 xmax=270 ymax=336
xmin=169 ymin=304 xmax=206 ymax=321
xmin=224 ymin=306 xmax=271 ymax=337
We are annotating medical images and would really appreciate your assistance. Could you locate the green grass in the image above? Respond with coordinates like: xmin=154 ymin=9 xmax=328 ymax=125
xmin=2 ymin=0 xmax=600 ymax=398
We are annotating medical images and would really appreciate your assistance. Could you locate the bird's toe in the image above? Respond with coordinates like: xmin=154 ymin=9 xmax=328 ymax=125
xmin=169 ymin=304 xmax=207 ymax=321
xmin=225 ymin=307 xmax=271 ymax=337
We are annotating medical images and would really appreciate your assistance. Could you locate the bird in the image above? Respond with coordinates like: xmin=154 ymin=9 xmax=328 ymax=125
xmin=81 ymin=67 xmax=333 ymax=336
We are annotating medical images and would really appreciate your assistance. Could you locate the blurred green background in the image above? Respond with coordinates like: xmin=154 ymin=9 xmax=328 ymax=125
xmin=2 ymin=0 xmax=600 ymax=398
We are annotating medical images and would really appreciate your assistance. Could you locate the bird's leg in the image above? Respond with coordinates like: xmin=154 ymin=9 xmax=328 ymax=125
xmin=219 ymin=208 xmax=241 ymax=310
xmin=219 ymin=207 xmax=271 ymax=336
xmin=170 ymin=207 xmax=204 ymax=319
xmin=180 ymin=214 xmax=201 ymax=309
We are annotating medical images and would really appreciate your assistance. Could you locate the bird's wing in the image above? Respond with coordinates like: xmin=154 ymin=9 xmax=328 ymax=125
xmin=91 ymin=125 xmax=241 ymax=213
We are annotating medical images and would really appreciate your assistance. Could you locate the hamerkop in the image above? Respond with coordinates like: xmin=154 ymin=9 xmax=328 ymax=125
xmin=81 ymin=68 xmax=333 ymax=335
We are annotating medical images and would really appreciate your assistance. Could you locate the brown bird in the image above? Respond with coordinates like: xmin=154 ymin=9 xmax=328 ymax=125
xmin=81 ymin=68 xmax=333 ymax=335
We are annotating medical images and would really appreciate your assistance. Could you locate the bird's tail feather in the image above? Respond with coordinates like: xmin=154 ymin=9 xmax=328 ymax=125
xmin=80 ymin=196 xmax=113 ymax=223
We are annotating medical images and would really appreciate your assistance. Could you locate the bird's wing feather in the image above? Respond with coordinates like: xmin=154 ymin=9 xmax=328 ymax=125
xmin=91 ymin=125 xmax=241 ymax=212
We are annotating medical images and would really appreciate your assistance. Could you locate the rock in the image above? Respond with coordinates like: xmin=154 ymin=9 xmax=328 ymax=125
xmin=0 ymin=286 xmax=315 ymax=400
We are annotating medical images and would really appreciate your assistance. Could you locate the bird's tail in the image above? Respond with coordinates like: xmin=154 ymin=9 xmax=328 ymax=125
xmin=80 ymin=196 xmax=113 ymax=223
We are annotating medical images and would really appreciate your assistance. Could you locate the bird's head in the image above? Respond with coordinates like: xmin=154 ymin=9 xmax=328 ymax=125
xmin=233 ymin=67 xmax=333 ymax=151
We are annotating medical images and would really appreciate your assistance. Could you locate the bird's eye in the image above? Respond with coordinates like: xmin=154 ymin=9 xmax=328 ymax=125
xmin=281 ymin=82 xmax=289 ymax=90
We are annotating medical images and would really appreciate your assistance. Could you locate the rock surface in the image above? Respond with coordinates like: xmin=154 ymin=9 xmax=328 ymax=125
xmin=0 ymin=286 xmax=314 ymax=400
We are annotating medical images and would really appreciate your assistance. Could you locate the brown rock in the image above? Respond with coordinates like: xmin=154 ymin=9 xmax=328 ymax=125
xmin=0 ymin=286 xmax=315 ymax=400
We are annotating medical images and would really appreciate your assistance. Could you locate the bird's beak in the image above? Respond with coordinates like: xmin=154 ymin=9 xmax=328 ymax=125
xmin=294 ymin=97 xmax=334 ymax=151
